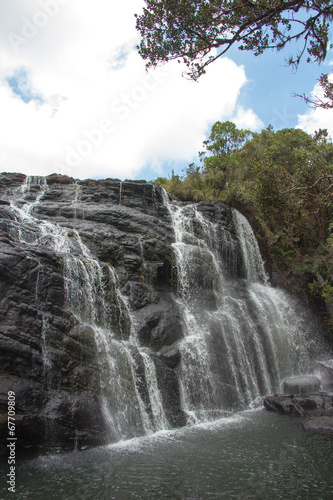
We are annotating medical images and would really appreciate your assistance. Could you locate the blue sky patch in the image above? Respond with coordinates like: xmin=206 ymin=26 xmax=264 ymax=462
xmin=109 ymin=43 xmax=134 ymax=71
xmin=5 ymin=67 xmax=44 ymax=105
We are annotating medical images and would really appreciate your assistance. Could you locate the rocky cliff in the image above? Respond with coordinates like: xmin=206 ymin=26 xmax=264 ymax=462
xmin=1 ymin=172 xmax=330 ymax=457
xmin=0 ymin=173 xmax=245 ymax=455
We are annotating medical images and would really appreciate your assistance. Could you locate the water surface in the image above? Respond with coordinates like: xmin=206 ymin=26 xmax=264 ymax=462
xmin=4 ymin=409 xmax=333 ymax=499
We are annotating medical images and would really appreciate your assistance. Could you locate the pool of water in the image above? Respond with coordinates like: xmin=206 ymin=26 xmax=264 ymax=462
xmin=2 ymin=409 xmax=333 ymax=499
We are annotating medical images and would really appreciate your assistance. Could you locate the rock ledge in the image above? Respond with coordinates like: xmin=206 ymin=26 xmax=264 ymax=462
xmin=264 ymin=393 xmax=333 ymax=437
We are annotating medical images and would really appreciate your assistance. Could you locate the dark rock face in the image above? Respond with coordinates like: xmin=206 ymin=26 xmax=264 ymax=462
xmin=0 ymin=173 xmax=243 ymax=455
xmin=0 ymin=201 xmax=105 ymax=454
xmin=264 ymin=394 xmax=320 ymax=417
xmin=264 ymin=392 xmax=333 ymax=437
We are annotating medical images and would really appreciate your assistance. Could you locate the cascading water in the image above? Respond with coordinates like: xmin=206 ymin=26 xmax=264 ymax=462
xmin=9 ymin=176 xmax=168 ymax=441
xmin=162 ymin=190 xmax=313 ymax=422
xmin=232 ymin=210 xmax=268 ymax=283
xmin=4 ymin=174 xmax=321 ymax=448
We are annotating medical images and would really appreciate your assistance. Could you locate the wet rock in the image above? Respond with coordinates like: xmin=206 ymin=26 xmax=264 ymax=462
xmin=265 ymin=393 xmax=333 ymax=416
xmin=2 ymin=172 xmax=328 ymax=454
xmin=282 ymin=375 xmax=321 ymax=395
xmin=264 ymin=395 xmax=318 ymax=417
xmin=0 ymin=173 xmax=186 ymax=454
xmin=157 ymin=345 xmax=181 ymax=368
xmin=302 ymin=416 xmax=333 ymax=437
xmin=135 ymin=301 xmax=183 ymax=349
xmin=152 ymin=355 xmax=187 ymax=428
xmin=316 ymin=359 xmax=333 ymax=389
xmin=264 ymin=392 xmax=333 ymax=437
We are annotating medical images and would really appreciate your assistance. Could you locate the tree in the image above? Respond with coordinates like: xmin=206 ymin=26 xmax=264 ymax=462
xmin=203 ymin=120 xmax=251 ymax=157
xmin=200 ymin=121 xmax=251 ymax=191
xmin=136 ymin=1 xmax=332 ymax=77
xmin=240 ymin=127 xmax=319 ymax=173
xmin=295 ymin=73 xmax=333 ymax=109
xmin=241 ymin=127 xmax=333 ymax=262
xmin=155 ymin=122 xmax=333 ymax=323
xmin=135 ymin=0 xmax=333 ymax=106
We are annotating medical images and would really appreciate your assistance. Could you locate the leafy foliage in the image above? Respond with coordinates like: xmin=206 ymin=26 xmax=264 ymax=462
xmin=136 ymin=1 xmax=333 ymax=108
xmin=136 ymin=0 xmax=333 ymax=79
xmin=296 ymin=73 xmax=333 ymax=109
xmin=155 ymin=122 xmax=333 ymax=318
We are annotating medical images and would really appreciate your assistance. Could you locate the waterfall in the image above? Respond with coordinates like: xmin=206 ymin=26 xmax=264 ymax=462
xmin=4 ymin=176 xmax=321 ymax=448
xmin=162 ymin=190 xmax=313 ymax=422
xmin=9 ymin=176 xmax=168 ymax=441
xmin=232 ymin=210 xmax=268 ymax=283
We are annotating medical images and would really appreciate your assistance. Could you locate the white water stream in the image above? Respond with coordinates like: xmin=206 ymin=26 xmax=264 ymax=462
xmin=5 ymin=176 xmax=318 ymax=441
xmin=162 ymin=189 xmax=312 ymax=422
xmin=9 ymin=176 xmax=168 ymax=440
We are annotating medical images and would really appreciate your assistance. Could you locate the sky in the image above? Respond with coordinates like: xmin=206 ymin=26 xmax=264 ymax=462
xmin=0 ymin=0 xmax=332 ymax=182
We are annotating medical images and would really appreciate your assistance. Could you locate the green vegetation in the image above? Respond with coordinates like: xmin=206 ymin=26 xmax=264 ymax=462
xmin=155 ymin=122 xmax=333 ymax=325
xmin=136 ymin=0 xmax=333 ymax=107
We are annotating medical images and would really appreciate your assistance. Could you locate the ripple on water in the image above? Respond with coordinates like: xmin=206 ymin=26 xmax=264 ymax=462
xmin=6 ymin=410 xmax=332 ymax=500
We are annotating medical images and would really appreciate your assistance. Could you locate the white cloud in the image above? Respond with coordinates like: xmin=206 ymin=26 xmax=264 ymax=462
xmin=296 ymin=73 xmax=333 ymax=139
xmin=0 ymin=0 xmax=262 ymax=180
xmin=232 ymin=106 xmax=264 ymax=131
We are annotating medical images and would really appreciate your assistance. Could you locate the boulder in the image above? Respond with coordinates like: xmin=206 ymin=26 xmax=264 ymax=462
xmin=302 ymin=416 xmax=333 ymax=437
xmin=282 ymin=375 xmax=321 ymax=395
xmin=157 ymin=345 xmax=181 ymax=368
xmin=264 ymin=392 xmax=333 ymax=437
xmin=264 ymin=395 xmax=317 ymax=417
xmin=135 ymin=301 xmax=183 ymax=349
